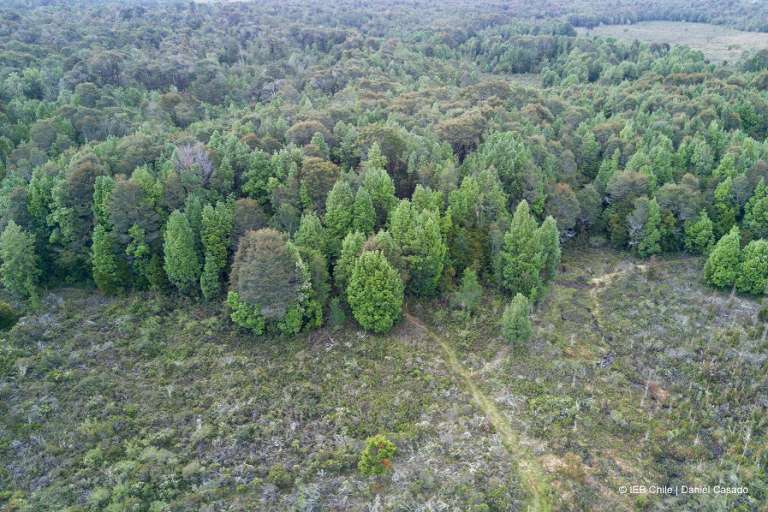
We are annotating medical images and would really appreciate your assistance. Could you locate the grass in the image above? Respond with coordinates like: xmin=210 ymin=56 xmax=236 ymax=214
xmin=576 ymin=21 xmax=768 ymax=65
xmin=1 ymin=246 xmax=767 ymax=510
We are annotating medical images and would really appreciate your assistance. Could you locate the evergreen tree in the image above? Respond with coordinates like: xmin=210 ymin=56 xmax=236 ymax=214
xmin=164 ymin=210 xmax=201 ymax=295
xmin=363 ymin=167 xmax=397 ymax=228
xmin=684 ymin=210 xmax=715 ymax=255
xmin=91 ymin=223 xmax=122 ymax=295
xmin=712 ymin=177 xmax=736 ymax=239
xmin=294 ymin=213 xmax=327 ymax=255
xmin=500 ymin=200 xmax=542 ymax=299
xmin=347 ymin=250 xmax=404 ymax=333
xmin=126 ymin=224 xmax=150 ymax=283
xmin=310 ymin=131 xmax=330 ymax=159
xmin=704 ymin=226 xmax=740 ymax=289
xmin=744 ymin=178 xmax=768 ymax=240
xmin=638 ymin=197 xmax=662 ymax=257
xmin=452 ymin=267 xmax=482 ymax=312
xmin=201 ymin=201 xmax=233 ymax=271
xmin=334 ymin=231 xmax=366 ymax=297
xmin=502 ymin=293 xmax=533 ymax=347
xmin=736 ymin=239 xmax=768 ymax=294
xmin=536 ymin=216 xmax=561 ymax=281
xmin=201 ymin=253 xmax=220 ymax=300
xmin=92 ymin=175 xmax=115 ymax=229
xmin=324 ymin=181 xmax=354 ymax=257
xmin=0 ymin=221 xmax=40 ymax=302
xmin=352 ymin=186 xmax=376 ymax=235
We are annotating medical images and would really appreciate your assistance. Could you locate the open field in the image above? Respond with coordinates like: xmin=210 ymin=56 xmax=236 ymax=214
xmin=1 ymin=247 xmax=767 ymax=510
xmin=577 ymin=21 xmax=768 ymax=64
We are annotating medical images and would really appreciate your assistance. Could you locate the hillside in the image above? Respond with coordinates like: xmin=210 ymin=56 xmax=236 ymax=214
xmin=1 ymin=247 xmax=765 ymax=510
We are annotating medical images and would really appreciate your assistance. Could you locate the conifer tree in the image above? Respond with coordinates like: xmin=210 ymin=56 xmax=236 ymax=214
xmin=324 ymin=181 xmax=354 ymax=257
xmin=537 ymin=215 xmax=561 ymax=281
xmin=334 ymin=231 xmax=366 ymax=298
xmin=500 ymin=200 xmax=542 ymax=299
xmin=638 ymin=198 xmax=662 ymax=257
xmin=201 ymin=253 xmax=220 ymax=300
xmin=294 ymin=213 xmax=327 ymax=256
xmin=744 ymin=178 xmax=768 ymax=240
xmin=736 ymin=239 xmax=768 ymax=294
xmin=363 ymin=167 xmax=397 ymax=228
xmin=704 ymin=226 xmax=740 ymax=289
xmin=347 ymin=250 xmax=404 ymax=333
xmin=712 ymin=177 xmax=736 ymax=239
xmin=502 ymin=293 xmax=532 ymax=347
xmin=684 ymin=210 xmax=715 ymax=255
xmin=164 ymin=210 xmax=201 ymax=295
xmin=0 ymin=221 xmax=40 ymax=302
xmin=452 ymin=267 xmax=482 ymax=313
xmin=353 ymin=186 xmax=376 ymax=235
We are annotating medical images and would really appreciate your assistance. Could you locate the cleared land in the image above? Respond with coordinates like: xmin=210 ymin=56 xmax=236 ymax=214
xmin=577 ymin=21 xmax=768 ymax=64
xmin=1 ymin=248 xmax=766 ymax=510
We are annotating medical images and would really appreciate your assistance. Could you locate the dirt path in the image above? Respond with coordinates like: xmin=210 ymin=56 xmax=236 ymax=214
xmin=405 ymin=312 xmax=551 ymax=512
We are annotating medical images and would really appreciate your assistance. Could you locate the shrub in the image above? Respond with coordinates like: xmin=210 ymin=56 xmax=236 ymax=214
xmin=0 ymin=301 xmax=17 ymax=330
xmin=358 ymin=434 xmax=396 ymax=476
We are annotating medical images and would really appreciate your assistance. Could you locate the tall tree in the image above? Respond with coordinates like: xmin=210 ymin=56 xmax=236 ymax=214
xmin=164 ymin=210 xmax=201 ymax=295
xmin=736 ymin=239 xmax=768 ymax=294
xmin=0 ymin=221 xmax=40 ymax=302
xmin=352 ymin=187 xmax=376 ymax=236
xmin=638 ymin=198 xmax=662 ymax=258
xmin=704 ymin=226 xmax=740 ymax=289
xmin=536 ymin=216 xmax=561 ymax=281
xmin=92 ymin=223 xmax=122 ymax=295
xmin=500 ymin=200 xmax=542 ymax=299
xmin=684 ymin=210 xmax=715 ymax=255
xmin=324 ymin=181 xmax=354 ymax=257
xmin=347 ymin=250 xmax=404 ymax=333
xmin=502 ymin=293 xmax=533 ymax=348
xmin=334 ymin=231 xmax=366 ymax=298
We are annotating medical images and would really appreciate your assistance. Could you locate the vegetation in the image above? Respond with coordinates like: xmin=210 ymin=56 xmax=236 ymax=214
xmin=2 ymin=0 xmax=768 ymax=509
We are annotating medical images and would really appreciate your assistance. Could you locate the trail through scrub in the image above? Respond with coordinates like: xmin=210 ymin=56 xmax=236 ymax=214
xmin=405 ymin=311 xmax=552 ymax=512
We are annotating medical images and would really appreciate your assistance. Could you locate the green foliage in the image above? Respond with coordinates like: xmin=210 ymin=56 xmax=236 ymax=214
xmin=92 ymin=223 xmax=123 ymax=295
xmin=744 ymin=178 xmax=768 ymax=240
xmin=704 ymin=226 xmax=741 ymax=289
xmin=334 ymin=231 xmax=366 ymax=298
xmin=293 ymin=213 xmax=327 ymax=256
xmin=736 ymin=239 xmax=768 ymax=294
xmin=390 ymin=201 xmax=447 ymax=296
xmin=163 ymin=211 xmax=201 ymax=296
xmin=348 ymin=251 xmax=404 ymax=333
xmin=358 ymin=434 xmax=396 ymax=476
xmin=363 ymin=167 xmax=397 ymax=228
xmin=500 ymin=201 xmax=542 ymax=300
xmin=352 ymin=186 xmax=376 ymax=235
xmin=0 ymin=301 xmax=18 ymax=330
xmin=200 ymin=253 xmax=221 ymax=301
xmin=684 ymin=210 xmax=715 ymax=255
xmin=0 ymin=221 xmax=39 ymax=302
xmin=229 ymin=228 xmax=311 ymax=332
xmin=638 ymin=198 xmax=662 ymax=258
xmin=452 ymin=267 xmax=482 ymax=313
xmin=323 ymin=181 xmax=354 ymax=256
xmin=537 ymin=216 xmax=561 ymax=280
xmin=502 ymin=293 xmax=533 ymax=347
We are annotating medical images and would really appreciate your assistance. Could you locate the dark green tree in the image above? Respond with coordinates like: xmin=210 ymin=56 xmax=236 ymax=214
xmin=736 ymin=239 xmax=768 ymax=294
xmin=347 ymin=250 xmax=404 ymax=333
xmin=500 ymin=200 xmax=542 ymax=299
xmin=164 ymin=210 xmax=201 ymax=295
xmin=502 ymin=293 xmax=533 ymax=348
xmin=704 ymin=226 xmax=740 ymax=289
xmin=0 ymin=221 xmax=40 ymax=302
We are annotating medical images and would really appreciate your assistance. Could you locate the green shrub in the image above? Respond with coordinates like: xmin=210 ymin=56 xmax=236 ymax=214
xmin=0 ymin=301 xmax=17 ymax=330
xmin=358 ymin=434 xmax=396 ymax=476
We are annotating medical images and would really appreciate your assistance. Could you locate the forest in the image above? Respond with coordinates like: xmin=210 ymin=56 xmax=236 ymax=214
xmin=1 ymin=0 xmax=768 ymax=510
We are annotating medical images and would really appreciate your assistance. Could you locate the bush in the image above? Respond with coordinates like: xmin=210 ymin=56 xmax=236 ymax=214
xmin=358 ymin=434 xmax=396 ymax=476
xmin=0 ymin=301 xmax=17 ymax=330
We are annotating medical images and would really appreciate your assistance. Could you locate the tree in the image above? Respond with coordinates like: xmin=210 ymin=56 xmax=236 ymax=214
xmin=300 ymin=158 xmax=340 ymax=213
xmin=230 ymin=198 xmax=267 ymax=253
xmin=294 ymin=213 xmax=327 ymax=256
xmin=744 ymin=178 xmax=768 ymax=240
xmin=201 ymin=253 xmax=220 ymax=301
xmin=684 ymin=210 xmax=715 ymax=255
xmin=334 ymin=231 xmax=366 ymax=297
xmin=712 ymin=177 xmax=736 ymax=239
xmin=324 ymin=181 xmax=354 ymax=257
xmin=163 ymin=210 xmax=200 ymax=295
xmin=500 ymin=200 xmax=542 ymax=299
xmin=347 ymin=251 xmax=404 ymax=333
xmin=452 ymin=267 xmax=482 ymax=313
xmin=0 ymin=221 xmax=40 ymax=302
xmin=352 ymin=187 xmax=376 ymax=235
xmin=638 ymin=198 xmax=662 ymax=257
xmin=736 ymin=240 xmax=768 ymax=294
xmin=536 ymin=216 xmax=560 ymax=281
xmin=704 ymin=226 xmax=740 ymax=289
xmin=92 ymin=223 xmax=122 ymax=295
xmin=363 ymin=167 xmax=397 ymax=228
xmin=229 ymin=228 xmax=311 ymax=334
xmin=502 ymin=293 xmax=533 ymax=348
